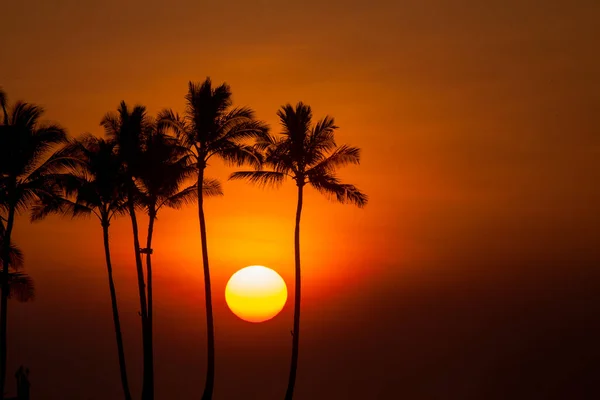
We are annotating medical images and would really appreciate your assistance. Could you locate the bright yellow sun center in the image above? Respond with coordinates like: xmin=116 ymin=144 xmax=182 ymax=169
xmin=225 ymin=266 xmax=288 ymax=323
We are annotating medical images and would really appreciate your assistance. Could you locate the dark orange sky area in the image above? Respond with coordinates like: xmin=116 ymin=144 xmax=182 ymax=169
xmin=2 ymin=0 xmax=600 ymax=399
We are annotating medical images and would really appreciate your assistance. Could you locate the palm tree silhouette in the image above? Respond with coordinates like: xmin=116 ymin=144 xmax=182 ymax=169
xmin=31 ymin=134 xmax=132 ymax=399
xmin=0 ymin=90 xmax=71 ymax=400
xmin=134 ymin=122 xmax=223 ymax=367
xmin=100 ymin=102 xmax=155 ymax=400
xmin=230 ymin=102 xmax=367 ymax=400
xmin=158 ymin=78 xmax=269 ymax=399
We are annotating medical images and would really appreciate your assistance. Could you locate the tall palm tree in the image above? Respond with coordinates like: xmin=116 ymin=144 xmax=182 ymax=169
xmin=100 ymin=102 xmax=154 ymax=400
xmin=0 ymin=92 xmax=71 ymax=400
xmin=230 ymin=102 xmax=368 ymax=400
xmin=30 ymin=134 xmax=132 ymax=399
xmin=134 ymin=124 xmax=223 ymax=367
xmin=158 ymin=78 xmax=268 ymax=399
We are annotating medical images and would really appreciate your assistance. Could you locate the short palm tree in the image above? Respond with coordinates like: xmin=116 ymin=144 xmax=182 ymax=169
xmin=230 ymin=102 xmax=367 ymax=400
xmin=158 ymin=78 xmax=268 ymax=399
xmin=134 ymin=124 xmax=223 ymax=363
xmin=0 ymin=92 xmax=71 ymax=400
xmin=30 ymin=134 xmax=132 ymax=399
xmin=100 ymin=102 xmax=154 ymax=400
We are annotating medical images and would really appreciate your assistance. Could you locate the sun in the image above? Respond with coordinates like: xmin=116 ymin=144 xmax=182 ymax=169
xmin=225 ymin=266 xmax=288 ymax=323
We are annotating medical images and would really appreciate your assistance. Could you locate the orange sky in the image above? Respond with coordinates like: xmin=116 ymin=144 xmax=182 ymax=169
xmin=2 ymin=0 xmax=600 ymax=398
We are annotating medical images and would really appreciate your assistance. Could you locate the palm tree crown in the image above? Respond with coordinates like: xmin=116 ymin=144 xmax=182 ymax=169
xmin=135 ymin=126 xmax=205 ymax=217
xmin=158 ymin=78 xmax=269 ymax=169
xmin=31 ymin=134 xmax=128 ymax=224
xmin=231 ymin=101 xmax=367 ymax=206
xmin=0 ymin=101 xmax=72 ymax=213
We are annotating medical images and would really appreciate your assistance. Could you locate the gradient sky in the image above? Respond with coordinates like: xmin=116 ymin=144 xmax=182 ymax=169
xmin=1 ymin=0 xmax=600 ymax=398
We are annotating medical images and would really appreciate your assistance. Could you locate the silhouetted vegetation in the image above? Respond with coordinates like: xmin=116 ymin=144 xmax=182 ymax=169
xmin=0 ymin=85 xmax=366 ymax=400
xmin=0 ymin=222 xmax=34 ymax=304
xmin=159 ymin=78 xmax=269 ymax=400
xmin=32 ymin=135 xmax=133 ymax=400
xmin=231 ymin=102 xmax=367 ymax=399
xmin=0 ymin=88 xmax=71 ymax=400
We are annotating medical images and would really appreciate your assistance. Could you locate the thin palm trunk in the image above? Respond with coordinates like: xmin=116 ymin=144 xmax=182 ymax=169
xmin=198 ymin=165 xmax=215 ymax=400
xmin=101 ymin=219 xmax=132 ymax=400
xmin=1 ymin=104 xmax=7 ymax=125
xmin=285 ymin=184 xmax=304 ymax=400
xmin=0 ymin=205 xmax=15 ymax=400
xmin=128 ymin=199 xmax=153 ymax=400
xmin=145 ymin=209 xmax=156 ymax=390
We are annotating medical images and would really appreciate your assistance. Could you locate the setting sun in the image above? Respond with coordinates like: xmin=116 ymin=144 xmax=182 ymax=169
xmin=225 ymin=266 xmax=288 ymax=323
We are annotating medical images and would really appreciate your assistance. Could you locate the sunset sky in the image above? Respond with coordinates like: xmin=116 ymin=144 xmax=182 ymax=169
xmin=2 ymin=0 xmax=600 ymax=398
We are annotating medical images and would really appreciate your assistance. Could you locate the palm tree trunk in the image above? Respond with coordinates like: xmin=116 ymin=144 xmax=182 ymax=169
xmin=198 ymin=166 xmax=215 ymax=400
xmin=1 ymin=103 xmax=7 ymax=126
xmin=285 ymin=184 xmax=304 ymax=400
xmin=145 ymin=209 xmax=156 ymax=397
xmin=127 ymin=200 xmax=153 ymax=400
xmin=0 ymin=206 xmax=15 ymax=400
xmin=101 ymin=220 xmax=132 ymax=400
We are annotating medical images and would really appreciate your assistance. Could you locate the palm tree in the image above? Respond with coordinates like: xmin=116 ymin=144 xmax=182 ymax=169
xmin=134 ymin=123 xmax=223 ymax=368
xmin=0 ymin=91 xmax=70 ymax=400
xmin=30 ymin=134 xmax=132 ymax=399
xmin=158 ymin=78 xmax=269 ymax=399
xmin=100 ymin=102 xmax=154 ymax=400
xmin=230 ymin=102 xmax=367 ymax=400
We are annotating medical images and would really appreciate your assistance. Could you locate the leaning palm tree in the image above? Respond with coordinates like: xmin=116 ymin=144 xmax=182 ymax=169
xmin=158 ymin=78 xmax=268 ymax=399
xmin=30 ymin=134 xmax=132 ymax=399
xmin=100 ymin=102 xmax=154 ymax=400
xmin=134 ymin=124 xmax=222 ymax=366
xmin=0 ymin=93 xmax=71 ymax=400
xmin=230 ymin=102 xmax=367 ymax=400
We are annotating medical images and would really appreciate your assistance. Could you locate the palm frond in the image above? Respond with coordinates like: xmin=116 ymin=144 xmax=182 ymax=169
xmin=202 ymin=178 xmax=223 ymax=197
xmin=30 ymin=194 xmax=94 ymax=222
xmin=308 ymin=172 xmax=368 ymax=208
xmin=23 ymin=143 xmax=82 ymax=183
xmin=254 ymin=133 xmax=279 ymax=151
xmin=157 ymin=108 xmax=195 ymax=150
xmin=100 ymin=112 xmax=120 ymax=138
xmin=212 ymin=143 xmax=263 ymax=168
xmin=7 ymin=244 xmax=24 ymax=270
xmin=185 ymin=78 xmax=233 ymax=144
xmin=2 ymin=273 xmax=35 ymax=302
xmin=277 ymin=102 xmax=313 ymax=140
xmin=158 ymin=183 xmax=198 ymax=210
xmin=229 ymin=170 xmax=287 ymax=188
xmin=0 ymin=223 xmax=24 ymax=270
xmin=11 ymin=101 xmax=44 ymax=131
xmin=307 ymin=145 xmax=361 ymax=172
xmin=216 ymin=118 xmax=270 ymax=143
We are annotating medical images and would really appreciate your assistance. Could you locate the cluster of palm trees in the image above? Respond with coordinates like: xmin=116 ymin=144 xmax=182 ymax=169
xmin=0 ymin=78 xmax=367 ymax=400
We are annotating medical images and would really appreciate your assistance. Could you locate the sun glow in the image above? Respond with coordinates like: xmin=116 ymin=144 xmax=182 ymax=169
xmin=225 ymin=266 xmax=288 ymax=323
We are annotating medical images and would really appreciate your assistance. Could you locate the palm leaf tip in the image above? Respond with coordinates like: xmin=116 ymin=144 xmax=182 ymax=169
xmin=4 ymin=273 xmax=35 ymax=302
xmin=309 ymin=174 xmax=368 ymax=208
